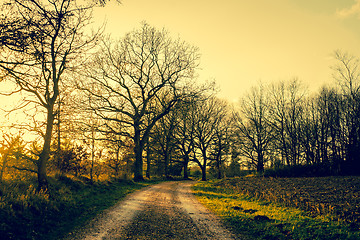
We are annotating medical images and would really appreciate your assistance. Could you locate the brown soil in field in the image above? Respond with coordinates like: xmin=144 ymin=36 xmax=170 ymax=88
xmin=63 ymin=181 xmax=243 ymax=240
xmin=216 ymin=176 xmax=360 ymax=223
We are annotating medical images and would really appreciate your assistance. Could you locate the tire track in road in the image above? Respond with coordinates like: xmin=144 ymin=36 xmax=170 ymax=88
xmin=64 ymin=184 xmax=154 ymax=240
xmin=65 ymin=181 xmax=240 ymax=240
xmin=118 ymin=182 xmax=204 ymax=240
xmin=178 ymin=181 xmax=236 ymax=240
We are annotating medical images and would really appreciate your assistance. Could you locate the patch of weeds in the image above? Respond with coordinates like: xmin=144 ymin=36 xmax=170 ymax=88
xmin=193 ymin=181 xmax=360 ymax=240
xmin=0 ymin=176 xmax=154 ymax=240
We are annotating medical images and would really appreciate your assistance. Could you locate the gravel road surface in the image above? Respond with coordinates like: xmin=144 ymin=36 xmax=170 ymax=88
xmin=64 ymin=181 xmax=241 ymax=240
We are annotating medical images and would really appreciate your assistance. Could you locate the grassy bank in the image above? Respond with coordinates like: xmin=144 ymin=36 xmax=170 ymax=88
xmin=0 ymin=176 xmax=154 ymax=240
xmin=193 ymin=177 xmax=360 ymax=240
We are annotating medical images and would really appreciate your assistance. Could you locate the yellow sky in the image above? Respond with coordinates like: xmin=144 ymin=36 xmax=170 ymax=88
xmin=93 ymin=0 xmax=360 ymax=101
xmin=1 ymin=0 xmax=359 ymax=122
xmin=1 ymin=0 xmax=360 ymax=136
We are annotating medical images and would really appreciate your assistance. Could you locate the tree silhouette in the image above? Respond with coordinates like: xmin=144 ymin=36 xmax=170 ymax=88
xmin=81 ymin=23 xmax=200 ymax=181
xmin=0 ymin=0 xmax=100 ymax=190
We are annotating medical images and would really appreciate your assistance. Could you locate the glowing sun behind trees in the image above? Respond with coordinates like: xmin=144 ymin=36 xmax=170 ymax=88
xmin=79 ymin=23 xmax=200 ymax=181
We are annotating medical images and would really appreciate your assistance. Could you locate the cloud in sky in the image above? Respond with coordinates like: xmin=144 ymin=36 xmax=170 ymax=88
xmin=336 ymin=0 xmax=360 ymax=18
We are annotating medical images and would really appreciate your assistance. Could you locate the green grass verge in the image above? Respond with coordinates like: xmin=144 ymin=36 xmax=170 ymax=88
xmin=0 ymin=176 xmax=157 ymax=240
xmin=193 ymin=180 xmax=360 ymax=240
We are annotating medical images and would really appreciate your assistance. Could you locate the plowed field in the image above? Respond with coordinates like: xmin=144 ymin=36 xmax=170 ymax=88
xmin=214 ymin=176 xmax=360 ymax=224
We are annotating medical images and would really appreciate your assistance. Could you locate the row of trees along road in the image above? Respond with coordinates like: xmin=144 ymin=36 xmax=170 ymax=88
xmin=233 ymin=51 xmax=360 ymax=176
xmin=1 ymin=0 xmax=360 ymax=191
xmin=78 ymin=24 xmax=201 ymax=181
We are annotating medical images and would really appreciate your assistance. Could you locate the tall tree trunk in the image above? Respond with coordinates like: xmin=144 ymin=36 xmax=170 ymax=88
xmin=257 ymin=152 xmax=264 ymax=172
xmin=133 ymin=148 xmax=144 ymax=181
xmin=146 ymin=140 xmax=151 ymax=179
xmin=57 ymin=98 xmax=62 ymax=175
xmin=183 ymin=154 xmax=189 ymax=179
xmin=201 ymin=164 xmax=207 ymax=181
xmin=217 ymin=158 xmax=222 ymax=179
xmin=37 ymin=106 xmax=55 ymax=192
xmin=164 ymin=152 xmax=170 ymax=178
xmin=215 ymin=141 xmax=223 ymax=179
xmin=90 ymin=124 xmax=95 ymax=184
xmin=133 ymin=126 xmax=144 ymax=181
xmin=200 ymin=148 xmax=208 ymax=181
xmin=0 ymin=152 xmax=9 ymax=182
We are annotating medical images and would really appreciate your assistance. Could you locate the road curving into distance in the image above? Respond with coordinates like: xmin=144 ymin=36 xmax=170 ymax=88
xmin=64 ymin=181 xmax=244 ymax=240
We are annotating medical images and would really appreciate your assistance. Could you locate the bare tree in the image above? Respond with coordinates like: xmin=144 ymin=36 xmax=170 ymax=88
xmin=104 ymin=134 xmax=133 ymax=179
xmin=303 ymin=87 xmax=346 ymax=172
xmin=81 ymin=23 xmax=200 ymax=181
xmin=233 ymin=83 xmax=273 ymax=172
xmin=0 ymin=0 xmax=100 ymax=190
xmin=332 ymin=50 xmax=360 ymax=174
xmin=150 ymin=109 xmax=178 ymax=178
xmin=192 ymin=96 xmax=226 ymax=180
xmin=300 ymin=94 xmax=321 ymax=165
xmin=268 ymin=79 xmax=306 ymax=166
xmin=170 ymin=82 xmax=214 ymax=179
xmin=173 ymin=98 xmax=197 ymax=179
xmin=208 ymin=99 xmax=231 ymax=179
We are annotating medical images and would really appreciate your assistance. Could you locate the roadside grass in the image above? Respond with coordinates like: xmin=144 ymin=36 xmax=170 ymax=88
xmin=193 ymin=180 xmax=360 ymax=240
xmin=0 ymin=175 xmax=156 ymax=240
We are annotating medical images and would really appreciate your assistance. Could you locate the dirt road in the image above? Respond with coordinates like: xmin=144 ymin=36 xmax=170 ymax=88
xmin=64 ymin=181 xmax=241 ymax=240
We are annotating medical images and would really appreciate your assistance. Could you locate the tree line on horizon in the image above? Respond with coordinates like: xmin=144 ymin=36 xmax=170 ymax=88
xmin=0 ymin=0 xmax=360 ymax=191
